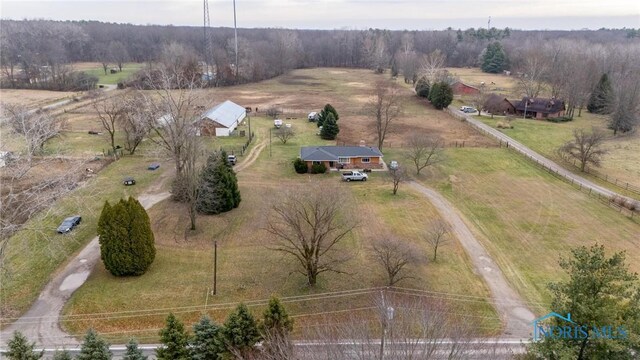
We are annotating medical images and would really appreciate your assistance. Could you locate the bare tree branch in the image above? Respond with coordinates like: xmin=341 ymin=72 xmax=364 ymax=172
xmin=405 ymin=134 xmax=445 ymax=175
xmin=369 ymin=236 xmax=426 ymax=286
xmin=558 ymin=128 xmax=608 ymax=172
xmin=425 ymin=219 xmax=451 ymax=262
xmin=366 ymin=81 xmax=404 ymax=151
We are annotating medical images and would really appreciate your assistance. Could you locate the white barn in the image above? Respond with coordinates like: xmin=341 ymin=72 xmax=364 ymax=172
xmin=198 ymin=100 xmax=246 ymax=137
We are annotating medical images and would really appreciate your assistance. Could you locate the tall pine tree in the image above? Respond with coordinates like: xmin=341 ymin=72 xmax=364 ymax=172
xmin=428 ymin=82 xmax=454 ymax=110
xmin=98 ymin=197 xmax=155 ymax=276
xmin=320 ymin=112 xmax=340 ymax=140
xmin=260 ymin=297 xmax=294 ymax=358
xmin=123 ymin=339 xmax=147 ymax=360
xmin=587 ymin=73 xmax=614 ymax=114
xmin=481 ymin=42 xmax=508 ymax=73
xmin=317 ymin=103 xmax=339 ymax=128
xmin=218 ymin=303 xmax=261 ymax=358
xmin=191 ymin=316 xmax=223 ymax=360
xmin=76 ymin=329 xmax=112 ymax=360
xmin=6 ymin=331 xmax=43 ymax=360
xmin=196 ymin=151 xmax=241 ymax=215
xmin=156 ymin=313 xmax=190 ymax=360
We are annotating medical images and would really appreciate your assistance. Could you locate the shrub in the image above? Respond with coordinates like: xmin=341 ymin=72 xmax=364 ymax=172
xmin=496 ymin=121 xmax=513 ymax=129
xmin=293 ymin=158 xmax=308 ymax=174
xmin=265 ymin=107 xmax=281 ymax=118
xmin=97 ymin=197 xmax=156 ymax=276
xmin=546 ymin=116 xmax=573 ymax=123
xmin=415 ymin=78 xmax=430 ymax=98
xmin=311 ymin=163 xmax=327 ymax=174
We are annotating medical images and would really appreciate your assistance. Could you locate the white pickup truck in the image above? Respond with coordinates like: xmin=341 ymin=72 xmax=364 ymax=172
xmin=341 ymin=171 xmax=368 ymax=182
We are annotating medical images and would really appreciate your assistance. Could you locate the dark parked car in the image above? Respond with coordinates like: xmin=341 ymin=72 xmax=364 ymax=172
xmin=123 ymin=177 xmax=136 ymax=186
xmin=57 ymin=216 xmax=82 ymax=234
xmin=148 ymin=163 xmax=160 ymax=170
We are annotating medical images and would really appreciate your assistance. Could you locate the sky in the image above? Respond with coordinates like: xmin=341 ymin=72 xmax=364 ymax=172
xmin=1 ymin=0 xmax=639 ymax=31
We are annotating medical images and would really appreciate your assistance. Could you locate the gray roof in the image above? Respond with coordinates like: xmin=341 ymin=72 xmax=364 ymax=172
xmin=300 ymin=146 xmax=383 ymax=161
xmin=201 ymin=100 xmax=246 ymax=128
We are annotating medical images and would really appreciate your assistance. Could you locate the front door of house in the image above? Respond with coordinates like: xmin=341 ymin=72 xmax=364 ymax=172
xmin=329 ymin=161 xmax=335 ymax=168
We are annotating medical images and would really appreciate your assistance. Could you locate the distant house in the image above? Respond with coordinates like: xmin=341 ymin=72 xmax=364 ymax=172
xmin=483 ymin=93 xmax=516 ymax=115
xmin=300 ymin=146 xmax=384 ymax=170
xmin=514 ymin=97 xmax=565 ymax=119
xmin=196 ymin=100 xmax=246 ymax=136
xmin=451 ymin=81 xmax=480 ymax=95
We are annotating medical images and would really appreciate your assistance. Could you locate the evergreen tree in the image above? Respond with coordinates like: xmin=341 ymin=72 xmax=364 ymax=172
xmin=428 ymin=82 xmax=454 ymax=110
xmin=587 ymin=73 xmax=614 ymax=114
xmin=196 ymin=151 xmax=241 ymax=215
xmin=97 ymin=197 xmax=155 ymax=276
xmin=323 ymin=103 xmax=339 ymax=122
xmin=219 ymin=303 xmax=261 ymax=358
xmin=52 ymin=350 xmax=72 ymax=360
xmin=260 ymin=297 xmax=294 ymax=359
xmin=526 ymin=244 xmax=640 ymax=359
xmin=390 ymin=60 xmax=398 ymax=78
xmin=76 ymin=329 xmax=112 ymax=360
xmin=156 ymin=313 xmax=190 ymax=360
xmin=415 ymin=78 xmax=430 ymax=98
xmin=191 ymin=316 xmax=223 ymax=360
xmin=481 ymin=42 xmax=508 ymax=73
xmin=320 ymin=112 xmax=340 ymax=140
xmin=123 ymin=339 xmax=147 ymax=360
xmin=6 ymin=331 xmax=43 ymax=360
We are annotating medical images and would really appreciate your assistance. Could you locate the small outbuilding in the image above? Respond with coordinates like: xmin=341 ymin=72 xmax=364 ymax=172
xmin=196 ymin=100 xmax=246 ymax=137
xmin=451 ymin=81 xmax=480 ymax=95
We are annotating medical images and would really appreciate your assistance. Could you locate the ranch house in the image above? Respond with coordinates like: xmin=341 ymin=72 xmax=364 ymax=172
xmin=514 ymin=97 xmax=566 ymax=119
xmin=300 ymin=146 xmax=384 ymax=170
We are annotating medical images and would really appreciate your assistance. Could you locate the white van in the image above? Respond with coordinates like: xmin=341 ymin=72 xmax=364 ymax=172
xmin=274 ymin=119 xmax=283 ymax=128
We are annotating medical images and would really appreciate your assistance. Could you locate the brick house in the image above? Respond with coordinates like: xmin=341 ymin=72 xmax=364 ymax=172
xmin=300 ymin=146 xmax=384 ymax=170
xmin=514 ymin=97 xmax=565 ymax=119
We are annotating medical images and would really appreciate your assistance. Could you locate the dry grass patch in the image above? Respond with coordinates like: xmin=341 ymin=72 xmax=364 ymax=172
xmin=0 ymin=89 xmax=79 ymax=108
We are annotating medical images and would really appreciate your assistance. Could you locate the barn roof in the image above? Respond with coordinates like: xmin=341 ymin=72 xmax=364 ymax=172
xmin=300 ymin=146 xmax=383 ymax=161
xmin=201 ymin=100 xmax=246 ymax=128
xmin=514 ymin=97 xmax=565 ymax=114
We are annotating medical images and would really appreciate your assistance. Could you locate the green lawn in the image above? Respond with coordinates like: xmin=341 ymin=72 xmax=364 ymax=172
xmin=83 ymin=63 xmax=145 ymax=85
xmin=476 ymin=114 xmax=640 ymax=198
xmin=1 ymin=156 xmax=168 ymax=320
xmin=61 ymin=111 xmax=500 ymax=342
xmin=399 ymin=147 xmax=640 ymax=314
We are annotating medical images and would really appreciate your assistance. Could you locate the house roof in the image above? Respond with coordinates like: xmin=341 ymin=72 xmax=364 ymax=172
xmin=201 ymin=100 xmax=246 ymax=128
xmin=451 ymin=81 xmax=480 ymax=91
xmin=514 ymin=97 xmax=565 ymax=114
xmin=300 ymin=146 xmax=383 ymax=161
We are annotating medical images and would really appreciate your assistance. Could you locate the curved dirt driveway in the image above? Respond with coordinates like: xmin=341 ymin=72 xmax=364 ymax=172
xmin=234 ymin=140 xmax=266 ymax=173
xmin=409 ymin=181 xmax=535 ymax=338
xmin=0 ymin=192 xmax=171 ymax=347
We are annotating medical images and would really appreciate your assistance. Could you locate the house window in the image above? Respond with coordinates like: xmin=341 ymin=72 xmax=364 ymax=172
xmin=338 ymin=157 xmax=350 ymax=164
xmin=361 ymin=157 xmax=371 ymax=163
xmin=312 ymin=161 xmax=322 ymax=165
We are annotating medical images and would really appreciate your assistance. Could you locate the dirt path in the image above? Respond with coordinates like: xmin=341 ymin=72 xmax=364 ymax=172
xmin=409 ymin=181 xmax=535 ymax=338
xmin=234 ymin=140 xmax=267 ymax=173
xmin=0 ymin=191 xmax=171 ymax=347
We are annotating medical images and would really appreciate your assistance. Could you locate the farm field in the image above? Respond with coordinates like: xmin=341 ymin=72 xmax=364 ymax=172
xmin=445 ymin=67 xmax=520 ymax=97
xmin=61 ymin=101 xmax=499 ymax=342
xmin=81 ymin=62 xmax=145 ymax=85
xmin=477 ymin=113 xmax=640 ymax=191
xmin=0 ymin=89 xmax=79 ymax=108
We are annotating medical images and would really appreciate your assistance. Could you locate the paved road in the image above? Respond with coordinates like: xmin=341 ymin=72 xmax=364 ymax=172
xmin=409 ymin=182 xmax=536 ymax=339
xmin=452 ymin=107 xmax=639 ymax=208
xmin=0 ymin=192 xmax=171 ymax=348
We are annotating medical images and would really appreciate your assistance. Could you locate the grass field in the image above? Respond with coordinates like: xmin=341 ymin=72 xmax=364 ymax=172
xmin=1 ymin=156 xmax=169 ymax=319
xmin=477 ymin=113 xmax=640 ymax=191
xmin=61 ymin=97 xmax=499 ymax=341
xmin=0 ymin=89 xmax=79 ymax=108
xmin=82 ymin=63 xmax=145 ymax=85
xmin=394 ymin=147 xmax=640 ymax=313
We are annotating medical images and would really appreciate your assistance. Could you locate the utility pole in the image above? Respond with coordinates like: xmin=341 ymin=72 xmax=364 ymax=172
xmin=488 ymin=16 xmax=491 ymax=30
xmin=233 ymin=0 xmax=239 ymax=82
xmin=213 ymin=240 xmax=217 ymax=295
xmin=269 ymin=128 xmax=272 ymax=157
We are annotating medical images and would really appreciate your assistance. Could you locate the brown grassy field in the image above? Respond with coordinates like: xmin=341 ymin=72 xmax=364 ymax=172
xmin=445 ymin=67 xmax=520 ymax=97
xmin=0 ymin=89 xmax=79 ymax=108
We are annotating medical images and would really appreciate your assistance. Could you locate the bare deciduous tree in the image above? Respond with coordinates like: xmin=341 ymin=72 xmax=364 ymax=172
xmin=419 ymin=49 xmax=447 ymax=83
xmin=425 ymin=219 xmax=451 ymax=262
xmin=369 ymin=236 xmax=426 ymax=286
xmin=265 ymin=185 xmax=356 ymax=286
xmin=608 ymin=75 xmax=640 ymax=135
xmin=515 ymin=51 xmax=549 ymax=98
xmin=388 ymin=167 xmax=407 ymax=195
xmin=558 ymin=128 xmax=608 ymax=172
xmin=2 ymin=104 xmax=62 ymax=161
xmin=406 ymin=134 xmax=445 ymax=175
xmin=119 ymin=91 xmax=150 ymax=155
xmin=93 ymin=96 xmax=124 ymax=159
xmin=274 ymin=127 xmax=295 ymax=144
xmin=366 ymin=81 xmax=404 ymax=151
